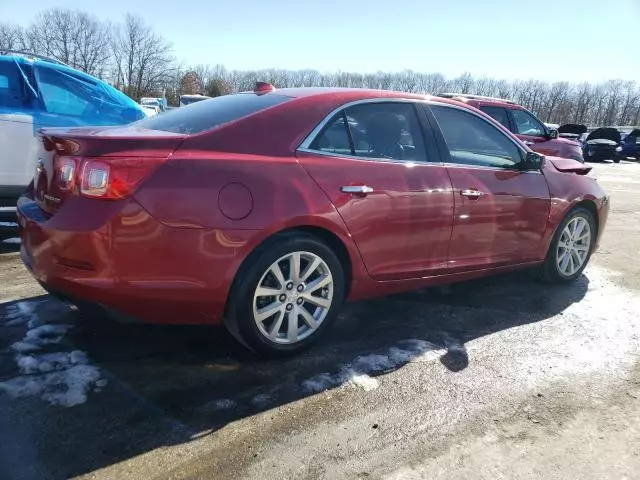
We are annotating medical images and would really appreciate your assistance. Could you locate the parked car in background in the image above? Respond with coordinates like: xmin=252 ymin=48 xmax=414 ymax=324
xmin=141 ymin=105 xmax=160 ymax=116
xmin=619 ymin=129 xmax=640 ymax=160
xmin=437 ymin=93 xmax=585 ymax=163
xmin=18 ymin=85 xmax=609 ymax=356
xmin=179 ymin=94 xmax=211 ymax=106
xmin=558 ymin=123 xmax=587 ymax=141
xmin=0 ymin=51 xmax=145 ymax=223
xmin=140 ymin=97 xmax=168 ymax=112
xmin=580 ymin=127 xmax=622 ymax=163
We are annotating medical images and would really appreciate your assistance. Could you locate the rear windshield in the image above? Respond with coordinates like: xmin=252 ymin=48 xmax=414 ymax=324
xmin=136 ymin=93 xmax=291 ymax=134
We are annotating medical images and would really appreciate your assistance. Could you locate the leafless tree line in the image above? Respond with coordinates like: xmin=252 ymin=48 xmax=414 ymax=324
xmin=1 ymin=8 xmax=639 ymax=126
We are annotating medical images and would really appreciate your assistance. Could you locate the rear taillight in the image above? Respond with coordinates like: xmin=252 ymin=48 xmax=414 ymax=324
xmin=54 ymin=156 xmax=165 ymax=200
xmin=56 ymin=157 xmax=78 ymax=191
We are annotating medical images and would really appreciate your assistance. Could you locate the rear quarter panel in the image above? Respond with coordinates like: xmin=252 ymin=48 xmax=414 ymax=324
xmin=133 ymin=151 xmax=372 ymax=299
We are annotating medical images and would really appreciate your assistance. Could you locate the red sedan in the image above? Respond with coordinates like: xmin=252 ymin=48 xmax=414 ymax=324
xmin=17 ymin=84 xmax=609 ymax=356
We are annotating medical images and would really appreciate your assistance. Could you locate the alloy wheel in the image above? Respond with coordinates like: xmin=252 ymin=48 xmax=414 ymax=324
xmin=556 ymin=216 xmax=591 ymax=276
xmin=252 ymin=251 xmax=334 ymax=344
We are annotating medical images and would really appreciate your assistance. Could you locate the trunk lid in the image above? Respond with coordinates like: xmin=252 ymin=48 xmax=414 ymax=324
xmin=34 ymin=126 xmax=185 ymax=215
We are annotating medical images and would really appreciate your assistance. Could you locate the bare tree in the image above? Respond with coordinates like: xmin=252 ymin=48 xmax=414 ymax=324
xmin=24 ymin=9 xmax=111 ymax=77
xmin=0 ymin=23 xmax=25 ymax=51
xmin=112 ymin=14 xmax=174 ymax=100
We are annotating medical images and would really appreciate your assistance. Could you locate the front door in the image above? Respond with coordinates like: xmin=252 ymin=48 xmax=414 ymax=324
xmin=297 ymin=101 xmax=454 ymax=281
xmin=427 ymin=103 xmax=551 ymax=272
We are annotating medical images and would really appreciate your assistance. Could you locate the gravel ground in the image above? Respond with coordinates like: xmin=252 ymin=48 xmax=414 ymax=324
xmin=0 ymin=160 xmax=639 ymax=480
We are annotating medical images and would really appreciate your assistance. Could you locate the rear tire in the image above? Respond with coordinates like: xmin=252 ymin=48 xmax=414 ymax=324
xmin=225 ymin=232 xmax=345 ymax=357
xmin=540 ymin=206 xmax=596 ymax=283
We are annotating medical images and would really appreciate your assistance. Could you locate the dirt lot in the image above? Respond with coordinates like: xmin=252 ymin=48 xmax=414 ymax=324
xmin=1 ymin=161 xmax=639 ymax=480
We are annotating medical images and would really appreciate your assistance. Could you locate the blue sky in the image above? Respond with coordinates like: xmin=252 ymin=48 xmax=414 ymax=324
xmin=2 ymin=0 xmax=638 ymax=83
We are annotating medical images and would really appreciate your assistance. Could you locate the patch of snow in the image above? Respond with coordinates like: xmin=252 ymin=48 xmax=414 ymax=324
xmin=345 ymin=372 xmax=379 ymax=392
xmin=213 ymin=398 xmax=236 ymax=410
xmin=0 ymin=303 xmax=103 ymax=407
xmin=2 ymin=237 xmax=20 ymax=244
xmin=302 ymin=339 xmax=443 ymax=394
xmin=251 ymin=393 xmax=272 ymax=407
xmin=0 ymin=221 xmax=18 ymax=227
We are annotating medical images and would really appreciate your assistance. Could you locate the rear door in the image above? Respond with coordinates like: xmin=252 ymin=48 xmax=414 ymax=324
xmin=297 ymin=100 xmax=454 ymax=281
xmin=426 ymin=103 xmax=550 ymax=271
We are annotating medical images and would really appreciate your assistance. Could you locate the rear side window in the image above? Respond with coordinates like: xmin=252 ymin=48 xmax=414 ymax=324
xmin=479 ymin=106 xmax=510 ymax=130
xmin=0 ymin=60 xmax=28 ymax=109
xmin=136 ymin=93 xmax=291 ymax=134
xmin=308 ymin=102 xmax=428 ymax=162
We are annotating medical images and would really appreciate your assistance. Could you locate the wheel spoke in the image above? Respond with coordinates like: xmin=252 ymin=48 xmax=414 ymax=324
xmin=567 ymin=251 xmax=575 ymax=274
xmin=304 ymin=273 xmax=332 ymax=293
xmin=289 ymin=252 xmax=301 ymax=283
xmin=256 ymin=301 xmax=283 ymax=322
xmin=302 ymin=293 xmax=331 ymax=309
xmin=268 ymin=311 xmax=284 ymax=339
xmin=255 ymin=286 xmax=282 ymax=297
xmin=287 ymin=310 xmax=298 ymax=342
xmin=270 ymin=263 xmax=286 ymax=289
xmin=574 ymin=244 xmax=589 ymax=252
xmin=299 ymin=307 xmax=318 ymax=329
xmin=574 ymin=219 xmax=586 ymax=239
xmin=560 ymin=251 xmax=571 ymax=273
xmin=300 ymin=257 xmax=322 ymax=283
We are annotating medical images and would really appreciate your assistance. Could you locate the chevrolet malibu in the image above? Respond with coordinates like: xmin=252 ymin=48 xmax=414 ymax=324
xmin=17 ymin=85 xmax=609 ymax=356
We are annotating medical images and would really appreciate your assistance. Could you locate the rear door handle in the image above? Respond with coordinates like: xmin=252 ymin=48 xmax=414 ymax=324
xmin=524 ymin=141 xmax=534 ymax=146
xmin=341 ymin=185 xmax=374 ymax=195
xmin=460 ymin=189 xmax=484 ymax=198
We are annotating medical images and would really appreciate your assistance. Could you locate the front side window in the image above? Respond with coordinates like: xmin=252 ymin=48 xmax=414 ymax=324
xmin=479 ymin=106 xmax=510 ymax=130
xmin=430 ymin=105 xmax=523 ymax=169
xmin=511 ymin=109 xmax=546 ymax=136
xmin=308 ymin=102 xmax=427 ymax=162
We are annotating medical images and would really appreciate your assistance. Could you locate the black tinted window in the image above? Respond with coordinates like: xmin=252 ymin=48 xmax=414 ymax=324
xmin=137 ymin=93 xmax=290 ymax=134
xmin=0 ymin=60 xmax=28 ymax=109
xmin=479 ymin=106 xmax=510 ymax=129
xmin=345 ymin=103 xmax=427 ymax=161
xmin=430 ymin=105 xmax=523 ymax=169
xmin=310 ymin=114 xmax=351 ymax=155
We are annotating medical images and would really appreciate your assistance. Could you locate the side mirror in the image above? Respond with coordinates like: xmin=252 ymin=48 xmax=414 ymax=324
xmin=547 ymin=129 xmax=559 ymax=139
xmin=523 ymin=151 xmax=544 ymax=171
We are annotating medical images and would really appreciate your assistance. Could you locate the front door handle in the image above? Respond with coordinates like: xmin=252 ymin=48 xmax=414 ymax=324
xmin=341 ymin=185 xmax=374 ymax=195
xmin=460 ymin=188 xmax=484 ymax=199
xmin=524 ymin=141 xmax=534 ymax=146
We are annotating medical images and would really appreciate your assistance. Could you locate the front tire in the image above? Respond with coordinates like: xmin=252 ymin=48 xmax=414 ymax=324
xmin=540 ymin=206 xmax=596 ymax=283
xmin=225 ymin=233 xmax=345 ymax=357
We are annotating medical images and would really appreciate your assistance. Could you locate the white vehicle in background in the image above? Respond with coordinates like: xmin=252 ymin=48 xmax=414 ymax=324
xmin=179 ymin=94 xmax=211 ymax=107
xmin=141 ymin=105 xmax=160 ymax=116
xmin=140 ymin=97 xmax=167 ymax=112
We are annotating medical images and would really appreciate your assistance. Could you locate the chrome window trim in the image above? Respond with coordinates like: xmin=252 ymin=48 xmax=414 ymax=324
xmin=297 ymin=96 xmax=540 ymax=173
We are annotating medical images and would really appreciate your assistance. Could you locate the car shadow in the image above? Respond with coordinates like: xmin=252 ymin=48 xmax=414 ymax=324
xmin=0 ymin=268 xmax=589 ymax=479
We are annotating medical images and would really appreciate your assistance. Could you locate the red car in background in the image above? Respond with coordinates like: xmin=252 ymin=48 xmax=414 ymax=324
xmin=438 ymin=93 xmax=586 ymax=163
xmin=18 ymin=85 xmax=609 ymax=356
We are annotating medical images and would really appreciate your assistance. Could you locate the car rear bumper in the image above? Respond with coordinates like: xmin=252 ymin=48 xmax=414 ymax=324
xmin=17 ymin=194 xmax=259 ymax=325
